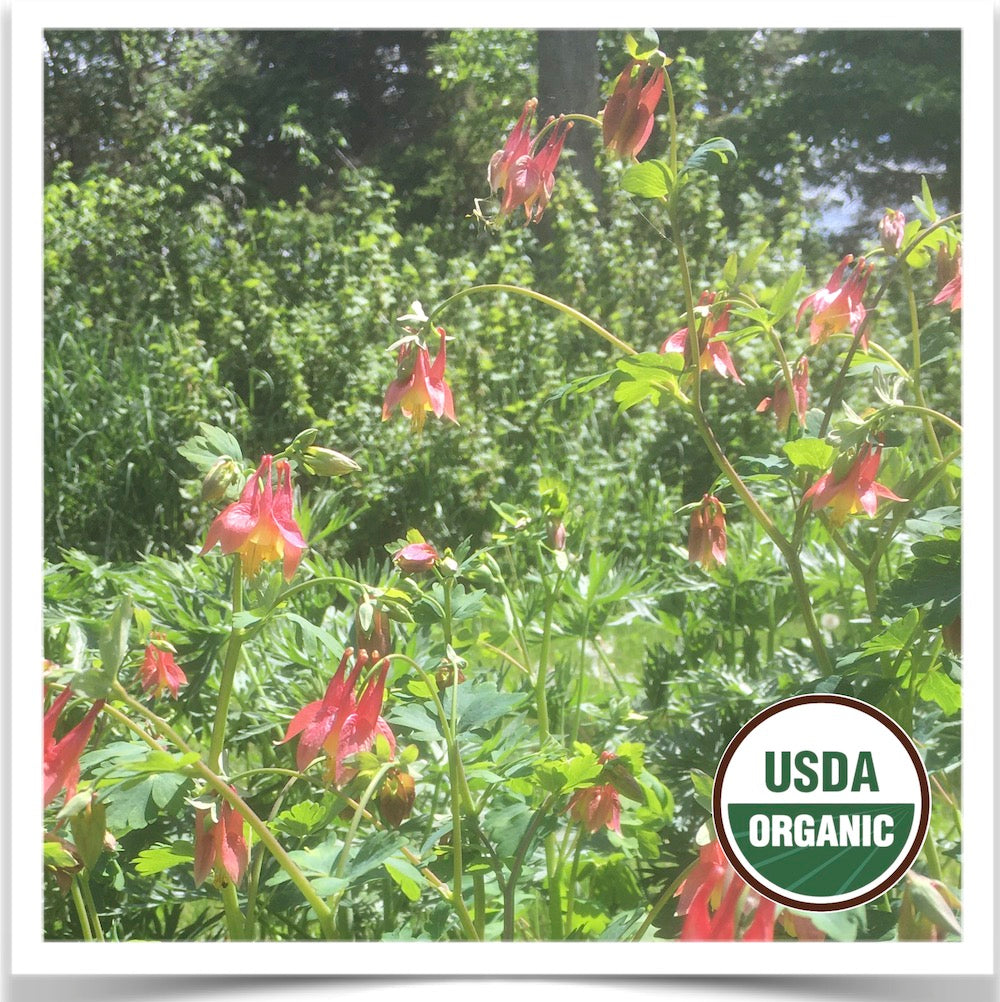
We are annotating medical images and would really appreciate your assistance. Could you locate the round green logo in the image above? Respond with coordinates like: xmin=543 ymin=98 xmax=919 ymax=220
xmin=713 ymin=694 xmax=930 ymax=912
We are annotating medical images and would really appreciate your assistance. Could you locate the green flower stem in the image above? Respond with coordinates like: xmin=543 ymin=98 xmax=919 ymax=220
xmin=531 ymin=113 xmax=602 ymax=150
xmin=891 ymin=404 xmax=962 ymax=437
xmin=569 ymin=608 xmax=590 ymax=746
xmin=428 ymin=284 xmax=638 ymax=358
xmin=865 ymin=340 xmax=910 ymax=379
xmin=220 ymin=880 xmax=248 ymax=941
xmin=545 ymin=832 xmax=563 ymax=939
xmin=78 ymin=874 xmax=104 ymax=941
xmin=208 ymin=558 xmax=245 ymax=774
xmin=473 ymin=872 xmax=487 ymax=939
xmin=631 ymin=868 xmax=691 ymax=942
xmin=245 ymin=772 xmax=300 ymax=937
xmin=334 ymin=762 xmax=397 ymax=885
xmin=663 ymin=61 xmax=679 ymax=176
xmin=688 ymin=405 xmax=833 ymax=674
xmin=923 ymin=828 xmax=945 ymax=882
xmin=562 ymin=825 xmax=586 ymax=935
xmin=109 ymin=681 xmax=338 ymax=939
xmin=388 ymin=654 xmax=479 ymax=939
xmin=535 ymin=575 xmax=560 ymax=745
xmin=502 ymin=793 xmax=558 ymax=941
xmin=69 ymin=878 xmax=93 ymax=942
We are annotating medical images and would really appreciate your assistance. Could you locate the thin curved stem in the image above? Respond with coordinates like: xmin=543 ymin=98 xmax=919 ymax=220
xmin=428 ymin=284 xmax=637 ymax=357
xmin=208 ymin=559 xmax=244 ymax=774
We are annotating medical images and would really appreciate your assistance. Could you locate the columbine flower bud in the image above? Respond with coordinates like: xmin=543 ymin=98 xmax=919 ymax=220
xmin=878 ymin=209 xmax=905 ymax=255
xmin=201 ymin=458 xmax=241 ymax=503
xmin=355 ymin=603 xmax=392 ymax=658
xmin=548 ymin=519 xmax=567 ymax=551
xmin=394 ymin=541 xmax=439 ymax=574
xmin=302 ymin=446 xmax=361 ymax=477
xmin=435 ymin=660 xmax=466 ymax=691
xmin=378 ymin=768 xmax=416 ymax=828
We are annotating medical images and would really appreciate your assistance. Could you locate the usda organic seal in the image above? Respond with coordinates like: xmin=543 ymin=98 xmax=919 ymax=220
xmin=713 ymin=694 xmax=930 ymax=912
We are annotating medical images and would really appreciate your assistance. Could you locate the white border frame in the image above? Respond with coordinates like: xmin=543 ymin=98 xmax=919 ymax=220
xmin=9 ymin=0 xmax=995 ymax=978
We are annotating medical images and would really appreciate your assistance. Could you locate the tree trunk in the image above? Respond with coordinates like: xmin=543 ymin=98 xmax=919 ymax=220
xmin=536 ymin=30 xmax=601 ymax=199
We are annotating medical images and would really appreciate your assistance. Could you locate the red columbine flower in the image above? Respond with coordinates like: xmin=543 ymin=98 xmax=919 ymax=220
xmin=932 ymin=245 xmax=962 ymax=311
xmin=193 ymin=793 xmax=248 ymax=888
xmin=488 ymin=98 xmax=537 ymax=195
xmin=879 ymin=209 xmax=906 ymax=255
xmin=803 ymin=441 xmax=905 ymax=527
xmin=756 ymin=356 xmax=809 ymax=433
xmin=44 ymin=688 xmax=104 ymax=807
xmin=675 ymin=840 xmax=825 ymax=941
xmin=675 ymin=840 xmax=777 ymax=940
xmin=139 ymin=633 xmax=187 ymax=700
xmin=282 ymin=649 xmax=396 ymax=787
xmin=687 ymin=494 xmax=727 ymax=570
xmin=393 ymin=541 xmax=439 ymax=573
xmin=488 ymin=99 xmax=573 ymax=223
xmin=567 ymin=752 xmax=621 ymax=834
xmin=659 ymin=291 xmax=743 ymax=384
xmin=382 ymin=328 xmax=457 ymax=433
xmin=200 ymin=455 xmax=306 ymax=581
xmin=797 ymin=255 xmax=874 ymax=349
xmin=602 ymin=59 xmax=665 ymax=159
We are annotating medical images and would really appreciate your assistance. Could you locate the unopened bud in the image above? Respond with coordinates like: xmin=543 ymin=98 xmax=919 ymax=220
xmin=878 ymin=209 xmax=905 ymax=255
xmin=302 ymin=446 xmax=361 ymax=477
xmin=201 ymin=458 xmax=241 ymax=503
xmin=394 ymin=542 xmax=439 ymax=574
xmin=435 ymin=660 xmax=466 ymax=691
xmin=378 ymin=768 xmax=416 ymax=828
xmin=355 ymin=603 xmax=392 ymax=657
xmin=548 ymin=519 xmax=567 ymax=551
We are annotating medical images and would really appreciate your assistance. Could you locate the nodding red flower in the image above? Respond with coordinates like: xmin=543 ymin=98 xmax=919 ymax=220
xmin=659 ymin=291 xmax=743 ymax=384
xmin=193 ymin=793 xmax=248 ymax=888
xmin=382 ymin=328 xmax=457 ymax=434
xmin=797 ymin=255 xmax=874 ymax=349
xmin=281 ymin=648 xmax=396 ymax=787
xmin=488 ymin=99 xmax=573 ymax=223
xmin=687 ymin=494 xmax=728 ymax=570
xmin=44 ymin=688 xmax=104 ymax=807
xmin=393 ymin=541 xmax=440 ymax=574
xmin=802 ymin=441 xmax=905 ymax=527
xmin=139 ymin=633 xmax=187 ymax=700
xmin=675 ymin=840 xmax=776 ymax=940
xmin=602 ymin=59 xmax=665 ymax=159
xmin=488 ymin=98 xmax=537 ymax=195
xmin=567 ymin=753 xmax=621 ymax=834
xmin=675 ymin=840 xmax=825 ymax=941
xmin=200 ymin=455 xmax=306 ymax=581
xmin=756 ymin=356 xmax=810 ymax=433
xmin=932 ymin=246 xmax=962 ymax=311
xmin=879 ymin=209 xmax=906 ymax=255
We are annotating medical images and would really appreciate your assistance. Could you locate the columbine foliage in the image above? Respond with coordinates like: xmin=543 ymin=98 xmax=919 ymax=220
xmin=43 ymin=28 xmax=961 ymax=945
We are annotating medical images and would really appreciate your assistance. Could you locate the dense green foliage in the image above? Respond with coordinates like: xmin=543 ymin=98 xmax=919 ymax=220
xmin=43 ymin=29 xmax=962 ymax=945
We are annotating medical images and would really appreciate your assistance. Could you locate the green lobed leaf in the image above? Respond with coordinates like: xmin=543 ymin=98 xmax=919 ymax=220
xmin=782 ymin=438 xmax=836 ymax=470
xmin=620 ymin=160 xmax=672 ymax=199
xmin=132 ymin=841 xmax=194 ymax=876
xmin=918 ymin=670 xmax=961 ymax=715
